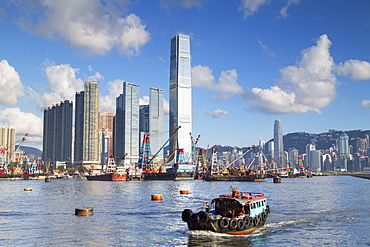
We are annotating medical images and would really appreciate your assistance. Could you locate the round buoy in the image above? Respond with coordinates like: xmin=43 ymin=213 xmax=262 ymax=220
xmin=151 ymin=194 xmax=163 ymax=201
xmin=273 ymin=177 xmax=282 ymax=183
xmin=24 ymin=188 xmax=32 ymax=191
xmin=75 ymin=207 xmax=94 ymax=216
xmin=180 ymin=190 xmax=189 ymax=194
xmin=45 ymin=177 xmax=52 ymax=182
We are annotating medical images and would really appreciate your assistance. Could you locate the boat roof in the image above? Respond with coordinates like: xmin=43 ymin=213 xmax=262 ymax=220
xmin=212 ymin=192 xmax=267 ymax=206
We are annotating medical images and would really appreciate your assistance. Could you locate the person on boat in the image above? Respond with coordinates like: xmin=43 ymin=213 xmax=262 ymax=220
xmin=204 ymin=202 xmax=210 ymax=213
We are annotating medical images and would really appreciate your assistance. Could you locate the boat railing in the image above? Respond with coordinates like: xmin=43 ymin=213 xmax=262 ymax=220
xmin=219 ymin=192 xmax=264 ymax=199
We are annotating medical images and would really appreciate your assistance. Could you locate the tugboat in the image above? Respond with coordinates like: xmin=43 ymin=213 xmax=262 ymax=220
xmin=182 ymin=185 xmax=270 ymax=235
xmin=86 ymin=155 xmax=127 ymax=181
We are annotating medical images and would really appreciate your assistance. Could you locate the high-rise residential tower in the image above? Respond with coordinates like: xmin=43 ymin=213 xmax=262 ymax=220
xmin=74 ymin=91 xmax=84 ymax=164
xmin=115 ymin=82 xmax=140 ymax=165
xmin=99 ymin=112 xmax=114 ymax=164
xmin=274 ymin=119 xmax=284 ymax=167
xmin=43 ymin=100 xmax=73 ymax=166
xmin=0 ymin=127 xmax=15 ymax=163
xmin=74 ymin=81 xmax=99 ymax=165
xmin=169 ymin=34 xmax=192 ymax=161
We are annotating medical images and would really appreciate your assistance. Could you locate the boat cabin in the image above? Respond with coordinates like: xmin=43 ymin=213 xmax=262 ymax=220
xmin=211 ymin=192 xmax=268 ymax=218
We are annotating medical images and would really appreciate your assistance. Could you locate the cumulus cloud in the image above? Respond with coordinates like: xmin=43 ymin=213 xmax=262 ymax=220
xmin=14 ymin=0 xmax=150 ymax=55
xmin=203 ymin=109 xmax=229 ymax=118
xmin=279 ymin=0 xmax=300 ymax=18
xmin=29 ymin=63 xmax=84 ymax=109
xmin=192 ymin=65 xmax=243 ymax=100
xmin=100 ymin=79 xmax=124 ymax=113
xmin=0 ymin=60 xmax=25 ymax=106
xmin=362 ymin=100 xmax=370 ymax=108
xmin=239 ymin=0 xmax=269 ymax=18
xmin=334 ymin=60 xmax=370 ymax=80
xmin=245 ymin=34 xmax=337 ymax=114
xmin=0 ymin=107 xmax=43 ymax=143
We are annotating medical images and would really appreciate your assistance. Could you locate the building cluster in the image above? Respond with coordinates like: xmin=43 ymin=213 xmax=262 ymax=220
xmin=42 ymin=34 xmax=193 ymax=169
xmin=264 ymin=120 xmax=370 ymax=172
xmin=0 ymin=127 xmax=16 ymax=164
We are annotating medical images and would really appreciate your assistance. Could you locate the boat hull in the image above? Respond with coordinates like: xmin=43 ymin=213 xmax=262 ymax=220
xmin=203 ymin=174 xmax=265 ymax=182
xmin=143 ymin=171 xmax=194 ymax=180
xmin=86 ymin=173 xmax=127 ymax=181
xmin=184 ymin=210 xmax=269 ymax=235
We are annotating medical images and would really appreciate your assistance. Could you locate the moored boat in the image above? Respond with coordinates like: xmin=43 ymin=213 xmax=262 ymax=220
xmin=182 ymin=186 xmax=269 ymax=235
xmin=86 ymin=156 xmax=127 ymax=181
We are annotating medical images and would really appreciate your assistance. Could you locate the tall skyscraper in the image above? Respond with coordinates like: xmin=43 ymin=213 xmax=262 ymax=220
xmin=43 ymin=100 xmax=73 ymax=166
xmin=169 ymin=34 xmax=192 ymax=161
xmin=149 ymin=88 xmax=164 ymax=161
xmin=338 ymin=132 xmax=350 ymax=159
xmin=139 ymin=88 xmax=164 ymax=163
xmin=99 ymin=112 xmax=114 ymax=164
xmin=74 ymin=81 xmax=99 ymax=165
xmin=74 ymin=91 xmax=84 ymax=164
xmin=115 ymin=82 xmax=140 ymax=165
xmin=274 ymin=119 xmax=284 ymax=167
xmin=0 ymin=127 xmax=15 ymax=163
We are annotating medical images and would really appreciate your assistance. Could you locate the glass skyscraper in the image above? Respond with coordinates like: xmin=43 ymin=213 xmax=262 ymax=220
xmin=115 ymin=82 xmax=140 ymax=165
xmin=149 ymin=88 xmax=164 ymax=160
xmin=274 ymin=119 xmax=284 ymax=167
xmin=169 ymin=34 xmax=192 ymax=161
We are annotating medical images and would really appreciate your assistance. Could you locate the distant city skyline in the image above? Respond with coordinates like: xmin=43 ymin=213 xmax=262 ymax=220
xmin=1 ymin=1 xmax=370 ymax=149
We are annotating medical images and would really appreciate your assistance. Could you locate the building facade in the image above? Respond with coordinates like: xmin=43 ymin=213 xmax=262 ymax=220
xmin=74 ymin=81 xmax=100 ymax=165
xmin=99 ymin=112 xmax=114 ymax=164
xmin=274 ymin=119 xmax=284 ymax=167
xmin=115 ymin=82 xmax=140 ymax=165
xmin=43 ymin=100 xmax=73 ymax=166
xmin=0 ymin=127 xmax=15 ymax=163
xmin=169 ymin=34 xmax=192 ymax=161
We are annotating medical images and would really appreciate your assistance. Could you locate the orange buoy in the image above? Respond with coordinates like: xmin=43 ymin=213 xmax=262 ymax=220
xmin=75 ymin=207 xmax=94 ymax=216
xmin=180 ymin=190 xmax=189 ymax=194
xmin=24 ymin=188 xmax=32 ymax=191
xmin=151 ymin=194 xmax=163 ymax=201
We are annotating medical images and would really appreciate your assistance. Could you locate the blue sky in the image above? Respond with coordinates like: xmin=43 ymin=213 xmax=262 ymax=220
xmin=1 ymin=0 xmax=370 ymax=150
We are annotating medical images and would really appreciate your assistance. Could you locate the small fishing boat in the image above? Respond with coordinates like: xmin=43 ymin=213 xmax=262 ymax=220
xmin=182 ymin=185 xmax=269 ymax=235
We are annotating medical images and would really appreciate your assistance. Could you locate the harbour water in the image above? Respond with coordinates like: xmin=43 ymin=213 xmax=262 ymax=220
xmin=0 ymin=176 xmax=369 ymax=246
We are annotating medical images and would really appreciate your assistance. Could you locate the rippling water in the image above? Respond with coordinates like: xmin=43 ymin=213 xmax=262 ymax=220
xmin=0 ymin=176 xmax=369 ymax=246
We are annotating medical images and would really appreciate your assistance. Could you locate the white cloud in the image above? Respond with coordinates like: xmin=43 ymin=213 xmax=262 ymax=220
xmin=257 ymin=39 xmax=275 ymax=57
xmin=203 ymin=109 xmax=229 ymax=118
xmin=192 ymin=65 xmax=243 ymax=100
xmin=279 ymin=0 xmax=300 ymax=18
xmin=0 ymin=107 xmax=43 ymax=143
xmin=15 ymin=0 xmax=150 ymax=55
xmin=88 ymin=71 xmax=104 ymax=82
xmin=0 ymin=60 xmax=25 ymax=106
xmin=100 ymin=79 xmax=124 ymax=113
xmin=334 ymin=59 xmax=370 ymax=80
xmin=239 ymin=0 xmax=269 ymax=18
xmin=139 ymin=96 xmax=150 ymax=105
xmin=245 ymin=34 xmax=337 ymax=114
xmin=362 ymin=100 xmax=370 ymax=108
xmin=29 ymin=63 xmax=84 ymax=109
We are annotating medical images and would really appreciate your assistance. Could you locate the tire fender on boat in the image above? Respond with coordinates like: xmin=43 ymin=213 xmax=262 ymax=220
xmin=237 ymin=218 xmax=245 ymax=230
xmin=219 ymin=217 xmax=230 ymax=229
xmin=196 ymin=211 xmax=209 ymax=224
xmin=182 ymin=209 xmax=193 ymax=222
xmin=229 ymin=218 xmax=237 ymax=230
xmin=253 ymin=217 xmax=259 ymax=226
xmin=244 ymin=216 xmax=251 ymax=227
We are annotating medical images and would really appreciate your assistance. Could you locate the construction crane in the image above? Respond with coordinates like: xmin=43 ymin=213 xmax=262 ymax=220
xmin=0 ymin=133 xmax=28 ymax=175
xmin=140 ymin=126 xmax=181 ymax=172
